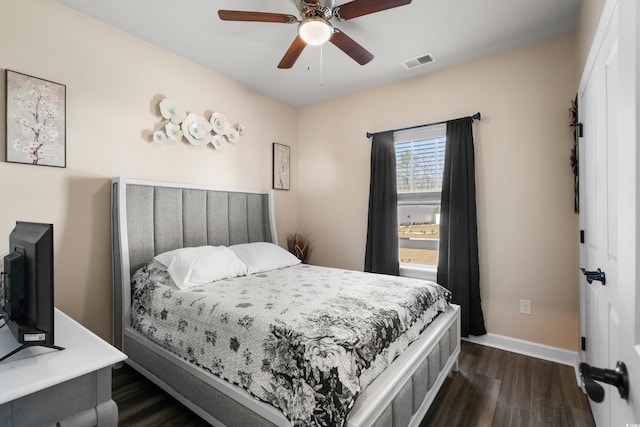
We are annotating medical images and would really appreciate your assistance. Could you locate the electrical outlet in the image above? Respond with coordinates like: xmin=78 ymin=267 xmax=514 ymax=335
xmin=520 ymin=299 xmax=532 ymax=315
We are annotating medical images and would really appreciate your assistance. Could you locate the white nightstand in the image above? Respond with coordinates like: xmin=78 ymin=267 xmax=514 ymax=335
xmin=0 ymin=308 xmax=126 ymax=427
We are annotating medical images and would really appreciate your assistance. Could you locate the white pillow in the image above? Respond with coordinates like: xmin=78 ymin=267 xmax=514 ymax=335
xmin=228 ymin=242 xmax=301 ymax=274
xmin=154 ymin=246 xmax=248 ymax=289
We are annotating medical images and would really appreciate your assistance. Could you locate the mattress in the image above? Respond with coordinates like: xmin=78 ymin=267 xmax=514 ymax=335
xmin=131 ymin=261 xmax=451 ymax=426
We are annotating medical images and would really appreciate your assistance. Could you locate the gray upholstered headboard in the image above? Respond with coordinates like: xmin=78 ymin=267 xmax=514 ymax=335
xmin=111 ymin=177 xmax=276 ymax=349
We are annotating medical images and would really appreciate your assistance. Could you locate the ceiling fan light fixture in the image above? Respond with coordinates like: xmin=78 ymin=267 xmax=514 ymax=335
xmin=298 ymin=17 xmax=333 ymax=45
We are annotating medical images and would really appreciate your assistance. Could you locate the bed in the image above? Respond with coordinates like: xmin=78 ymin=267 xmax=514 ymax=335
xmin=111 ymin=177 xmax=460 ymax=427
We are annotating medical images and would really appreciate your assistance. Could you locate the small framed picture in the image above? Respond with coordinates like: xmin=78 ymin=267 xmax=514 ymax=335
xmin=273 ymin=143 xmax=290 ymax=191
xmin=5 ymin=70 xmax=66 ymax=168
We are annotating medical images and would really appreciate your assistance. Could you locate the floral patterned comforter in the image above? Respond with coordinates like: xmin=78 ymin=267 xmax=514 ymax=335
xmin=131 ymin=261 xmax=451 ymax=426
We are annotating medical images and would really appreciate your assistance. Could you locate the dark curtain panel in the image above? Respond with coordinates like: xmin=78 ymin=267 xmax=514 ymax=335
xmin=437 ymin=118 xmax=486 ymax=336
xmin=364 ymin=131 xmax=399 ymax=275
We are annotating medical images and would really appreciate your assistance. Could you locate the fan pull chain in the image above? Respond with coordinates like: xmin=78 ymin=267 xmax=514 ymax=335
xmin=320 ymin=44 xmax=324 ymax=86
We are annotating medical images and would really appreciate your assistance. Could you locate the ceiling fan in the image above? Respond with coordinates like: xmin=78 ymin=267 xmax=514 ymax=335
xmin=218 ymin=0 xmax=412 ymax=69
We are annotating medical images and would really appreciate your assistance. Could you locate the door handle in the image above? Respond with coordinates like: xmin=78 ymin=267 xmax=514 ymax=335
xmin=579 ymin=361 xmax=629 ymax=402
xmin=580 ymin=268 xmax=606 ymax=285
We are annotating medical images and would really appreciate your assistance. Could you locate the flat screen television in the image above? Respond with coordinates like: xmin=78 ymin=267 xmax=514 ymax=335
xmin=0 ymin=221 xmax=63 ymax=361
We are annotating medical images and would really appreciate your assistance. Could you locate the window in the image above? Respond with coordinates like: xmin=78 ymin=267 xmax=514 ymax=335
xmin=395 ymin=124 xmax=446 ymax=267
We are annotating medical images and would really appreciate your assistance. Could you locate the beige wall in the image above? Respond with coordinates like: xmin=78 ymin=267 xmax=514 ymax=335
xmin=577 ymin=0 xmax=607 ymax=80
xmin=298 ymin=34 xmax=580 ymax=350
xmin=0 ymin=0 xmax=299 ymax=341
xmin=1 ymin=0 xmax=593 ymax=352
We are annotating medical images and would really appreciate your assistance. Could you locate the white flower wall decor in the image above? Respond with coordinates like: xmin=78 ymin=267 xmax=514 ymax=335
xmin=150 ymin=97 xmax=246 ymax=150
xmin=210 ymin=112 xmax=228 ymax=135
xmin=212 ymin=134 xmax=225 ymax=148
xmin=152 ymin=130 xmax=167 ymax=144
xmin=159 ymin=98 xmax=187 ymax=124
xmin=182 ymin=113 xmax=212 ymax=146
xmin=226 ymin=128 xmax=240 ymax=144
xmin=165 ymin=122 xmax=183 ymax=142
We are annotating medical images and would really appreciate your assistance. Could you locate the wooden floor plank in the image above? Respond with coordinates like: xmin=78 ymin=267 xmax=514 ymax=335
xmin=422 ymin=342 xmax=594 ymax=427
xmin=113 ymin=341 xmax=595 ymax=426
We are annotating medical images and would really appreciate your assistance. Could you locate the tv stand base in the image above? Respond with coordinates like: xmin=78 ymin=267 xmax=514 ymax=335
xmin=0 ymin=343 xmax=64 ymax=362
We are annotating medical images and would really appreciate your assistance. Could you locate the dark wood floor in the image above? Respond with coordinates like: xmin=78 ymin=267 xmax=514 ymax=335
xmin=112 ymin=365 xmax=209 ymax=427
xmin=112 ymin=341 xmax=595 ymax=426
xmin=421 ymin=342 xmax=595 ymax=427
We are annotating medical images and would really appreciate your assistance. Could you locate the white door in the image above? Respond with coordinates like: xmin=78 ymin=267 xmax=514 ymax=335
xmin=579 ymin=0 xmax=640 ymax=425
xmin=579 ymin=6 xmax=617 ymax=424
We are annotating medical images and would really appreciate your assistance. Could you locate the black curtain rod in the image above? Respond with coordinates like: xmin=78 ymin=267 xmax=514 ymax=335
xmin=366 ymin=112 xmax=481 ymax=139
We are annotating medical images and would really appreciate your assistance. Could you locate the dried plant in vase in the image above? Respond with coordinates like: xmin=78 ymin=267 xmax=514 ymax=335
xmin=287 ymin=231 xmax=312 ymax=264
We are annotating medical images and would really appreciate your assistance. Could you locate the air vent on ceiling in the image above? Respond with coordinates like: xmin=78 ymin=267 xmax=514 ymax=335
xmin=402 ymin=53 xmax=437 ymax=70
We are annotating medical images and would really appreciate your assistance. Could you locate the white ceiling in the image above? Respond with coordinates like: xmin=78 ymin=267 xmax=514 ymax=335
xmin=52 ymin=0 xmax=579 ymax=108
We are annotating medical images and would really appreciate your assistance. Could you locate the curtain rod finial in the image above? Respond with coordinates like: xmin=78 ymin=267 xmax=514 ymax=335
xmin=472 ymin=112 xmax=481 ymax=121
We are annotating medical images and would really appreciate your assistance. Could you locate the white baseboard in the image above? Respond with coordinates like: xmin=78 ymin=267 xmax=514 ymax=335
xmin=463 ymin=333 xmax=582 ymax=386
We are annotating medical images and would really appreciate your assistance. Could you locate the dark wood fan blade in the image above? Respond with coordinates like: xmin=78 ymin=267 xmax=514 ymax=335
xmin=335 ymin=0 xmax=411 ymax=20
xmin=329 ymin=30 xmax=374 ymax=65
xmin=218 ymin=10 xmax=297 ymax=23
xmin=278 ymin=36 xmax=307 ymax=69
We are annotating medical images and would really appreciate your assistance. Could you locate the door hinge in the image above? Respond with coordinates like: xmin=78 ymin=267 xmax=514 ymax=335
xmin=571 ymin=122 xmax=583 ymax=137
xmin=581 ymin=336 xmax=587 ymax=351
xmin=580 ymin=230 xmax=585 ymax=244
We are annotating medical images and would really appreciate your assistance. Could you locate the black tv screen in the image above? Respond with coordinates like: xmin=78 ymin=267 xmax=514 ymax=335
xmin=1 ymin=221 xmax=62 ymax=361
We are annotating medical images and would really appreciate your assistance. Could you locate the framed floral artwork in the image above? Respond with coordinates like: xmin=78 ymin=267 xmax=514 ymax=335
xmin=273 ymin=143 xmax=290 ymax=190
xmin=6 ymin=70 xmax=66 ymax=168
